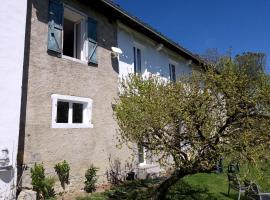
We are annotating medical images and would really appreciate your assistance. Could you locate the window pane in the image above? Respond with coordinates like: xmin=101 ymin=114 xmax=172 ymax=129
xmin=137 ymin=48 xmax=141 ymax=73
xmin=73 ymin=103 xmax=83 ymax=123
xmin=138 ymin=144 xmax=144 ymax=163
xmin=170 ymin=64 xmax=176 ymax=82
xmin=75 ymin=22 xmax=81 ymax=59
xmin=56 ymin=101 xmax=69 ymax=123
xmin=133 ymin=47 xmax=137 ymax=73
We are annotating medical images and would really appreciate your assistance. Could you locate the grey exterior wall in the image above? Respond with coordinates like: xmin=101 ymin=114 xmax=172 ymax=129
xmin=20 ymin=0 xmax=132 ymax=191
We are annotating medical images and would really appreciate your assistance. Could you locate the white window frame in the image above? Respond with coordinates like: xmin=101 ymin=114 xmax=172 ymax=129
xmin=62 ymin=5 xmax=88 ymax=63
xmin=51 ymin=94 xmax=93 ymax=129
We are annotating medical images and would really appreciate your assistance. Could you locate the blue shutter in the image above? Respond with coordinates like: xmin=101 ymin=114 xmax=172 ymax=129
xmin=87 ymin=17 xmax=98 ymax=64
xmin=47 ymin=0 xmax=63 ymax=55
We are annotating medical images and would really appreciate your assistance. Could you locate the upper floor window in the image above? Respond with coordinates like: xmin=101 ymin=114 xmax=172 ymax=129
xmin=47 ymin=0 xmax=98 ymax=64
xmin=133 ymin=47 xmax=142 ymax=74
xmin=169 ymin=63 xmax=176 ymax=82
xmin=51 ymin=94 xmax=93 ymax=128
xmin=63 ymin=7 xmax=87 ymax=60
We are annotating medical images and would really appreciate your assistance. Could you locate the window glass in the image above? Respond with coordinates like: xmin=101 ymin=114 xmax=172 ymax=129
xmin=56 ymin=101 xmax=69 ymax=123
xmin=73 ymin=103 xmax=83 ymax=123
xmin=169 ymin=64 xmax=176 ymax=82
xmin=133 ymin=47 xmax=142 ymax=73
xmin=138 ymin=144 xmax=145 ymax=164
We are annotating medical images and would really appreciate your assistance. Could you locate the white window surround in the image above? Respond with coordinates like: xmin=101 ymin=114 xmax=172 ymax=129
xmin=51 ymin=94 xmax=93 ymax=129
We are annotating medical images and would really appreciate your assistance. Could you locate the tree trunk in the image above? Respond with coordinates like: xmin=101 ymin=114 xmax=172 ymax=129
xmin=153 ymin=170 xmax=186 ymax=200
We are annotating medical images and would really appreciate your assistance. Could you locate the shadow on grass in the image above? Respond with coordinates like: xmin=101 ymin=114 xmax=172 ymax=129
xmin=167 ymin=180 xmax=218 ymax=200
xmin=77 ymin=178 xmax=240 ymax=200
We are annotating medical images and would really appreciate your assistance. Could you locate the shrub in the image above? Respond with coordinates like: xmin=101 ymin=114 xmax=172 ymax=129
xmin=30 ymin=163 xmax=55 ymax=199
xmin=54 ymin=160 xmax=70 ymax=190
xmin=84 ymin=165 xmax=98 ymax=193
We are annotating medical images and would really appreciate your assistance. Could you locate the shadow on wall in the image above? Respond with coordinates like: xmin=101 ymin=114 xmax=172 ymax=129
xmin=0 ymin=169 xmax=14 ymax=183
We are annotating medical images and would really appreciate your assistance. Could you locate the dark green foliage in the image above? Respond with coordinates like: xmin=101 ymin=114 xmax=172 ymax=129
xmin=30 ymin=163 xmax=56 ymax=200
xmin=54 ymin=160 xmax=70 ymax=190
xmin=84 ymin=165 xmax=99 ymax=193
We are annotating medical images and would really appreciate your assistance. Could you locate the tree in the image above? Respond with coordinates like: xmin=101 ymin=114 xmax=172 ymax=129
xmin=235 ymin=52 xmax=266 ymax=77
xmin=114 ymin=54 xmax=270 ymax=200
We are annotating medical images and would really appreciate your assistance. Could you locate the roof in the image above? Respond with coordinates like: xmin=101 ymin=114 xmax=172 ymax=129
xmin=79 ymin=0 xmax=205 ymax=66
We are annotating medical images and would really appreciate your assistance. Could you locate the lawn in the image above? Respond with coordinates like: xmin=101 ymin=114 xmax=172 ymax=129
xmin=76 ymin=168 xmax=270 ymax=200
xmin=76 ymin=173 xmax=238 ymax=200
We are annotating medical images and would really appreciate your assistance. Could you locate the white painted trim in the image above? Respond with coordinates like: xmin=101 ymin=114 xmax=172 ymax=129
xmin=169 ymin=59 xmax=178 ymax=66
xmin=51 ymin=94 xmax=93 ymax=129
xmin=62 ymin=55 xmax=88 ymax=65
xmin=133 ymin=41 xmax=145 ymax=49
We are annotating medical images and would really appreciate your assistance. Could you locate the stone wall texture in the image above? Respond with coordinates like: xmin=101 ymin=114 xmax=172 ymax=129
xmin=20 ymin=0 xmax=132 ymax=191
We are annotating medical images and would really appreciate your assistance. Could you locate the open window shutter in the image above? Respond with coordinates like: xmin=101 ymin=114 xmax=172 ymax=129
xmin=87 ymin=17 xmax=98 ymax=64
xmin=47 ymin=0 xmax=63 ymax=55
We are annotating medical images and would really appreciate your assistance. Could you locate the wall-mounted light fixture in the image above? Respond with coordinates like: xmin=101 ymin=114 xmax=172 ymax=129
xmin=111 ymin=47 xmax=123 ymax=58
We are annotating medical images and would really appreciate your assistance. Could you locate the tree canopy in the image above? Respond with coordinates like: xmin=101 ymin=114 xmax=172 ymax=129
xmin=114 ymin=54 xmax=270 ymax=199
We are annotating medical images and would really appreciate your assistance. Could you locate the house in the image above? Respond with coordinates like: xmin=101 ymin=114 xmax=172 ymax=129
xmin=2 ymin=0 xmax=205 ymax=194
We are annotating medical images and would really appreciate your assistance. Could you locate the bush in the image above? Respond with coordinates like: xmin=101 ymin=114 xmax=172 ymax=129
xmin=30 ymin=163 xmax=56 ymax=199
xmin=54 ymin=160 xmax=70 ymax=190
xmin=84 ymin=165 xmax=99 ymax=193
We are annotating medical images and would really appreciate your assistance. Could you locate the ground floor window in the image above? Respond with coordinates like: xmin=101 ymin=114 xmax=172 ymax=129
xmin=138 ymin=144 xmax=147 ymax=165
xmin=51 ymin=94 xmax=93 ymax=128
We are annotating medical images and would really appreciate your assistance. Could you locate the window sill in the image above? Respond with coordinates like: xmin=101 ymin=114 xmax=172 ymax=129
xmin=52 ymin=123 xmax=93 ymax=129
xmin=62 ymin=55 xmax=88 ymax=65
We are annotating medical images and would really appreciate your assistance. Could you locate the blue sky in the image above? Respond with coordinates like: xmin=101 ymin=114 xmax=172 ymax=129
xmin=114 ymin=0 xmax=270 ymax=73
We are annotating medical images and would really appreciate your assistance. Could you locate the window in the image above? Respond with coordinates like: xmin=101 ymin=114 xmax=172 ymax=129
xmin=138 ymin=144 xmax=147 ymax=165
xmin=169 ymin=63 xmax=176 ymax=82
xmin=48 ymin=0 xmax=98 ymax=64
xmin=51 ymin=94 xmax=93 ymax=128
xmin=133 ymin=47 xmax=142 ymax=73
xmin=63 ymin=7 xmax=87 ymax=61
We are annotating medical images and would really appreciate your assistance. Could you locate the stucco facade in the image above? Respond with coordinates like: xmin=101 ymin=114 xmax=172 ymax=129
xmin=19 ymin=0 xmax=132 ymax=190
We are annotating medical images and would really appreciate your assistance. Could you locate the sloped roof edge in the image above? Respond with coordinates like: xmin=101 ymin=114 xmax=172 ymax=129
xmin=100 ymin=0 xmax=205 ymax=66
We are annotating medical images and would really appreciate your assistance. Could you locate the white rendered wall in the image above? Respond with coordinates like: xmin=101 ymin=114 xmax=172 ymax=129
xmin=117 ymin=23 xmax=192 ymax=80
xmin=0 ymin=0 xmax=27 ymax=199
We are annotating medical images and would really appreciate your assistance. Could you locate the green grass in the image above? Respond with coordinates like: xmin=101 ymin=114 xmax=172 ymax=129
xmin=76 ymin=169 xmax=270 ymax=200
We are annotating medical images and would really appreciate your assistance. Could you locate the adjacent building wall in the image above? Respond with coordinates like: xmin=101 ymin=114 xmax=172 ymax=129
xmin=117 ymin=23 xmax=192 ymax=80
xmin=0 ymin=0 xmax=27 ymax=199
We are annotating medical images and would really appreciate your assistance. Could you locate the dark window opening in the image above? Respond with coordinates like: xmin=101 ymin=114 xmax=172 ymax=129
xmin=63 ymin=18 xmax=75 ymax=57
xmin=73 ymin=103 xmax=83 ymax=123
xmin=169 ymin=64 xmax=176 ymax=82
xmin=56 ymin=101 xmax=69 ymax=123
xmin=63 ymin=17 xmax=81 ymax=59
xmin=133 ymin=47 xmax=142 ymax=73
